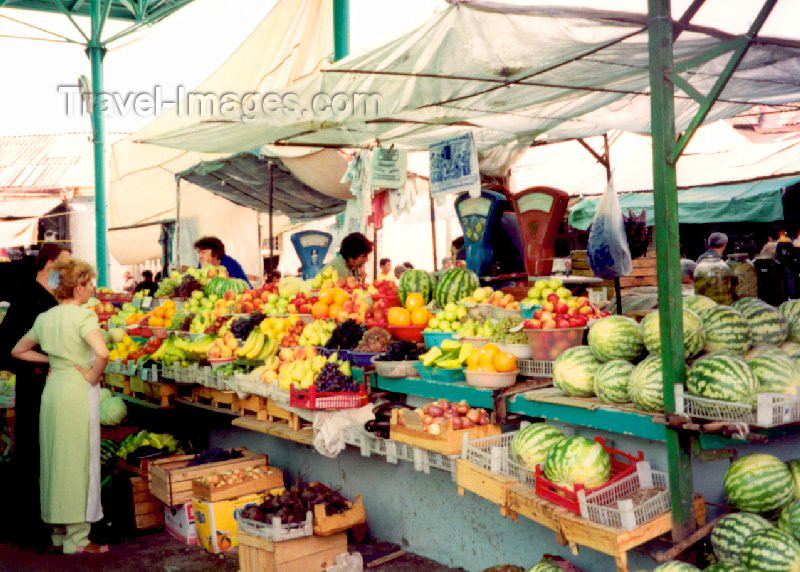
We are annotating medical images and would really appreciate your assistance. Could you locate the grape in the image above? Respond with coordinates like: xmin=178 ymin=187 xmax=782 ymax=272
xmin=314 ymin=363 xmax=358 ymax=392
xmin=375 ymin=341 xmax=424 ymax=361
xmin=231 ymin=312 xmax=265 ymax=340
xmin=491 ymin=317 xmax=528 ymax=344
xmin=324 ymin=319 xmax=365 ymax=350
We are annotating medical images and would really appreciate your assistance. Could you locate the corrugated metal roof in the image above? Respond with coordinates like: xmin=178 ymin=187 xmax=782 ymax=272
xmin=0 ymin=132 xmax=125 ymax=191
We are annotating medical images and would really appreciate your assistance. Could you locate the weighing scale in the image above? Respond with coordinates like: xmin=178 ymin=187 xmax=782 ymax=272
xmin=509 ymin=186 xmax=569 ymax=277
xmin=454 ymin=190 xmax=515 ymax=278
xmin=291 ymin=231 xmax=333 ymax=279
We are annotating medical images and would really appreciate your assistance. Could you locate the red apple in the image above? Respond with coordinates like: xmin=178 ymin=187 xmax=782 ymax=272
xmin=529 ymin=319 xmax=543 ymax=329
xmin=533 ymin=310 xmax=543 ymax=320
xmin=542 ymin=301 xmax=555 ymax=312
xmin=578 ymin=306 xmax=594 ymax=315
xmin=542 ymin=319 xmax=557 ymax=330
xmin=555 ymin=302 xmax=568 ymax=315
xmin=568 ymin=318 xmax=583 ymax=328
xmin=540 ymin=310 xmax=554 ymax=321
xmin=546 ymin=293 xmax=560 ymax=304
xmin=556 ymin=319 xmax=571 ymax=329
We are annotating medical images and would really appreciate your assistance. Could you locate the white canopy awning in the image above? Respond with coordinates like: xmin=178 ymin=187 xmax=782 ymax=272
xmin=0 ymin=196 xmax=61 ymax=218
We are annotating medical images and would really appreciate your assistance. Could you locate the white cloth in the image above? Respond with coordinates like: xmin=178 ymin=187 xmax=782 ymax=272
xmin=85 ymin=383 xmax=103 ymax=523
xmin=312 ymin=404 xmax=375 ymax=458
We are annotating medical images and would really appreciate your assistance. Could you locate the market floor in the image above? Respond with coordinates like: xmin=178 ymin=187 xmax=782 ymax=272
xmin=0 ymin=530 xmax=466 ymax=572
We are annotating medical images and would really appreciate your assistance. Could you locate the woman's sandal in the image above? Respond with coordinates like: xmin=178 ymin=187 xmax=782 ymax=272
xmin=69 ymin=543 xmax=109 ymax=554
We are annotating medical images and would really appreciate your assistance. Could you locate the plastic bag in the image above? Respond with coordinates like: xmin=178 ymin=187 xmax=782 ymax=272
xmin=587 ymin=179 xmax=632 ymax=279
xmin=325 ymin=551 xmax=364 ymax=572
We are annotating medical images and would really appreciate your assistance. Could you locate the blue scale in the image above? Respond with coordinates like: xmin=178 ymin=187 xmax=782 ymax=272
xmin=454 ymin=190 xmax=510 ymax=277
xmin=291 ymin=231 xmax=333 ymax=280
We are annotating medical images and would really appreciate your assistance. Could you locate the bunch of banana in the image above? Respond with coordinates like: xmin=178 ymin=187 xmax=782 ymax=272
xmin=150 ymin=337 xmax=188 ymax=366
xmin=236 ymin=330 xmax=278 ymax=360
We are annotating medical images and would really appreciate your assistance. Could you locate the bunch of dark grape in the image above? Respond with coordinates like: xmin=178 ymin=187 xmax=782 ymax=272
xmin=314 ymin=363 xmax=358 ymax=392
xmin=181 ymin=313 xmax=194 ymax=331
xmin=174 ymin=275 xmax=203 ymax=297
xmin=375 ymin=341 xmax=424 ymax=361
xmin=324 ymin=319 xmax=365 ymax=350
xmin=230 ymin=312 xmax=265 ymax=339
xmin=205 ymin=315 xmax=230 ymax=335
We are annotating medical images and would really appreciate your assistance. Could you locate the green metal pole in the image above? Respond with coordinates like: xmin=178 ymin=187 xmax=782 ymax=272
xmin=333 ymin=0 xmax=349 ymax=61
xmin=647 ymin=0 xmax=695 ymax=541
xmin=88 ymin=0 xmax=108 ymax=286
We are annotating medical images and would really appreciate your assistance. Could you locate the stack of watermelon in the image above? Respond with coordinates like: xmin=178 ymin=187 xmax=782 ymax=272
xmin=583 ymin=315 xmax=645 ymax=405
xmin=203 ymin=277 xmax=249 ymax=298
xmin=397 ymin=269 xmax=436 ymax=306
xmin=511 ymin=423 xmax=566 ymax=469
xmin=732 ymin=297 xmax=788 ymax=346
xmin=433 ymin=267 xmax=480 ymax=309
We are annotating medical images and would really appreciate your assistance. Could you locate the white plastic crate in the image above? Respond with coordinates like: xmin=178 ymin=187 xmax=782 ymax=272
xmin=517 ymin=359 xmax=553 ymax=378
xmin=384 ymin=440 xmax=414 ymax=464
xmin=577 ymin=461 xmax=669 ymax=530
xmin=343 ymin=426 xmax=388 ymax=458
xmin=411 ymin=447 xmax=458 ymax=479
xmin=234 ymin=509 xmax=313 ymax=541
xmin=460 ymin=431 xmax=516 ymax=474
xmin=675 ymin=385 xmax=800 ymax=428
xmin=139 ymin=364 xmax=160 ymax=382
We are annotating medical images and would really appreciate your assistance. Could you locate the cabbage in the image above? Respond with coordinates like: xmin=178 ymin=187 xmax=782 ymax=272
xmin=100 ymin=396 xmax=127 ymax=425
xmin=99 ymin=388 xmax=113 ymax=402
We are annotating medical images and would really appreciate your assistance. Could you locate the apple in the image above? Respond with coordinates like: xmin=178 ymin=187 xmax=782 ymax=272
xmin=528 ymin=287 xmax=542 ymax=299
xmin=568 ymin=318 xmax=583 ymax=328
xmin=542 ymin=302 xmax=555 ymax=313
xmin=541 ymin=288 xmax=554 ymax=300
xmin=533 ymin=310 xmax=543 ymax=320
xmin=529 ymin=319 xmax=543 ymax=329
xmin=534 ymin=279 xmax=548 ymax=290
xmin=542 ymin=319 xmax=557 ymax=330
xmin=567 ymin=307 xmax=580 ymax=317
xmin=546 ymin=293 xmax=560 ymax=304
xmin=572 ymin=315 xmax=587 ymax=326
xmin=547 ymin=277 xmax=563 ymax=290
xmin=556 ymin=319 xmax=571 ymax=329
xmin=554 ymin=302 xmax=568 ymax=315
xmin=579 ymin=306 xmax=594 ymax=315
xmin=540 ymin=310 xmax=554 ymax=321
xmin=556 ymin=287 xmax=572 ymax=299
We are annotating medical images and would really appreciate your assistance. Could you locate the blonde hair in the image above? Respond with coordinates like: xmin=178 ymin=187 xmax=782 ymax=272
xmin=51 ymin=258 xmax=96 ymax=301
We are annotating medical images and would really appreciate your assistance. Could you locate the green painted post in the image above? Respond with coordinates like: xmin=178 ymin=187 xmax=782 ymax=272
xmin=647 ymin=0 xmax=695 ymax=540
xmin=88 ymin=0 xmax=108 ymax=286
xmin=333 ymin=0 xmax=349 ymax=61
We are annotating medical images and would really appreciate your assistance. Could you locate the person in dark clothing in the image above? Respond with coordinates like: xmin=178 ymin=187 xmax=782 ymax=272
xmin=697 ymin=232 xmax=728 ymax=263
xmin=193 ymin=236 xmax=252 ymax=287
xmin=0 ymin=243 xmax=69 ymax=548
xmin=134 ymin=270 xmax=158 ymax=296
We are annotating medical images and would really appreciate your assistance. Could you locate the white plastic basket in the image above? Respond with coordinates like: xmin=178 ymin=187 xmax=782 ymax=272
xmin=460 ymin=431 xmax=516 ymax=473
xmin=517 ymin=359 xmax=554 ymax=378
xmin=343 ymin=426 xmax=388 ymax=458
xmin=675 ymin=385 xmax=800 ymax=428
xmin=577 ymin=461 xmax=669 ymax=530
xmin=234 ymin=509 xmax=313 ymax=541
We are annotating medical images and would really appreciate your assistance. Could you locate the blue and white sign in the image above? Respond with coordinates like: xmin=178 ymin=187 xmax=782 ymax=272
xmin=429 ymin=133 xmax=480 ymax=197
xmin=369 ymin=147 xmax=407 ymax=189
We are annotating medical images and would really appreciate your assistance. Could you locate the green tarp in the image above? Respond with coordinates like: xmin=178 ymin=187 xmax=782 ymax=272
xmin=568 ymin=175 xmax=800 ymax=230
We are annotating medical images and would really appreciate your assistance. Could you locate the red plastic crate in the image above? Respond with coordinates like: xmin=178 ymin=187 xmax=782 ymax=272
xmin=289 ymin=384 xmax=369 ymax=410
xmin=534 ymin=437 xmax=644 ymax=514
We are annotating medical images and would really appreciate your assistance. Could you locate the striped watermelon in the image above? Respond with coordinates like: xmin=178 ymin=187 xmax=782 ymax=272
xmin=686 ymin=353 xmax=758 ymax=405
xmin=629 ymin=355 xmax=666 ymax=412
xmin=780 ymin=500 xmax=800 ymax=541
xmin=788 ymin=460 xmax=800 ymax=501
xmin=433 ymin=267 xmax=479 ymax=308
xmin=703 ymin=563 xmax=747 ymax=572
xmin=724 ymin=454 xmax=796 ymax=513
xmin=641 ymin=308 xmax=705 ymax=358
xmin=593 ymin=359 xmax=633 ymax=404
xmin=732 ymin=297 xmax=764 ymax=313
xmin=100 ymin=438 xmax=119 ymax=466
xmin=740 ymin=528 xmax=800 ymax=572
xmin=653 ymin=563 xmax=699 ymax=571
xmin=543 ymin=436 xmax=611 ymax=490
xmin=747 ymin=352 xmax=800 ymax=395
xmin=683 ymin=294 xmax=718 ymax=314
xmin=397 ymin=269 xmax=436 ymax=306
xmin=526 ymin=562 xmax=561 ymax=572
xmin=711 ymin=512 xmax=774 ymax=563
xmin=511 ymin=423 xmax=566 ymax=469
xmin=587 ymin=316 xmax=644 ymax=361
xmin=698 ymin=306 xmax=751 ymax=355
xmin=746 ymin=345 xmax=790 ymax=360
xmin=553 ymin=346 xmax=602 ymax=398
xmin=737 ymin=300 xmax=788 ymax=346
xmin=780 ymin=299 xmax=800 ymax=342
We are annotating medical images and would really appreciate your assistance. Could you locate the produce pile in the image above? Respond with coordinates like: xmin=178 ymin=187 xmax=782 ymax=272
xmin=196 ymin=466 xmax=271 ymax=489
xmin=324 ymin=319 xmax=365 ymax=350
xmin=314 ymin=362 xmax=359 ymax=393
xmin=231 ymin=312 xmax=267 ymax=340
xmin=374 ymin=341 xmax=425 ymax=362
xmin=117 ymin=430 xmax=180 ymax=464
xmin=188 ymin=448 xmax=244 ymax=467
xmin=240 ymin=480 xmax=351 ymax=524
xmin=396 ymin=399 xmax=491 ymax=435
xmin=491 ymin=317 xmax=528 ymax=344
xmin=354 ymin=327 xmax=392 ymax=353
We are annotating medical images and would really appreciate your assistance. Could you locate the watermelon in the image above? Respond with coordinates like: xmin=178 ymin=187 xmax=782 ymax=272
xmin=628 ymin=355 xmax=666 ymax=412
xmin=593 ymin=359 xmax=633 ymax=404
xmin=686 ymin=352 xmax=758 ymax=405
xmin=553 ymin=346 xmax=602 ymax=397
xmin=703 ymin=563 xmax=747 ymax=572
xmin=788 ymin=460 xmax=800 ymax=501
xmin=683 ymin=294 xmax=718 ymax=314
xmin=732 ymin=297 xmax=764 ymax=312
xmin=737 ymin=300 xmax=788 ymax=346
xmin=698 ymin=306 xmax=751 ymax=355
xmin=433 ymin=267 xmax=479 ymax=308
xmin=780 ymin=500 xmax=800 ymax=541
xmin=543 ymin=436 xmax=611 ymax=490
xmin=397 ymin=269 xmax=436 ymax=306
xmin=740 ymin=528 xmax=800 ymax=572
xmin=587 ymin=316 xmax=644 ymax=361
xmin=780 ymin=341 xmax=800 ymax=358
xmin=780 ymin=299 xmax=800 ymax=342
xmin=724 ymin=454 xmax=796 ymax=513
xmin=641 ymin=308 xmax=705 ymax=358
xmin=746 ymin=345 xmax=788 ymax=360
xmin=526 ymin=562 xmax=560 ymax=572
xmin=511 ymin=423 xmax=566 ymax=469
xmin=711 ymin=512 xmax=774 ymax=563
xmin=747 ymin=352 xmax=800 ymax=395
xmin=100 ymin=438 xmax=119 ymax=466
xmin=653 ymin=563 xmax=699 ymax=572
xmin=204 ymin=277 xmax=248 ymax=298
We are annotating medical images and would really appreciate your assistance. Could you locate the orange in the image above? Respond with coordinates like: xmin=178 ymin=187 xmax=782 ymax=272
xmin=476 ymin=363 xmax=497 ymax=373
xmin=478 ymin=343 xmax=500 ymax=367
xmin=319 ymin=288 xmax=334 ymax=305
xmin=410 ymin=307 xmax=430 ymax=326
xmin=328 ymin=303 xmax=343 ymax=319
xmin=389 ymin=308 xmax=411 ymax=326
xmin=466 ymin=352 xmax=481 ymax=370
xmin=311 ymin=301 xmax=329 ymax=319
xmin=493 ymin=352 xmax=517 ymax=373
xmin=405 ymin=293 xmax=425 ymax=310
xmin=333 ymin=288 xmax=349 ymax=306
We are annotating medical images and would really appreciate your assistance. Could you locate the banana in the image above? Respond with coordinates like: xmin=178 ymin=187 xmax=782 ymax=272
xmin=237 ymin=330 xmax=259 ymax=357
xmin=246 ymin=331 xmax=266 ymax=359
xmin=255 ymin=338 xmax=276 ymax=360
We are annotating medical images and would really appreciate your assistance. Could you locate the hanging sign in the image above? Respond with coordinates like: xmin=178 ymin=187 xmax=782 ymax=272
xmin=369 ymin=147 xmax=407 ymax=189
xmin=428 ymin=133 xmax=480 ymax=197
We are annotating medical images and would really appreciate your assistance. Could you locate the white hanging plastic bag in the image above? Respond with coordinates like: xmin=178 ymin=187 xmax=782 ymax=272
xmin=587 ymin=178 xmax=632 ymax=279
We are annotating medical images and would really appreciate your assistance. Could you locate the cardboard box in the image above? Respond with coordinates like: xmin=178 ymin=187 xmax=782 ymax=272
xmin=164 ymin=502 xmax=197 ymax=545
xmin=193 ymin=493 xmax=261 ymax=554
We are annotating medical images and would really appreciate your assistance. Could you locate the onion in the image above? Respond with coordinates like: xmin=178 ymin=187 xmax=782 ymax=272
xmin=428 ymin=406 xmax=444 ymax=417
xmin=451 ymin=417 xmax=463 ymax=430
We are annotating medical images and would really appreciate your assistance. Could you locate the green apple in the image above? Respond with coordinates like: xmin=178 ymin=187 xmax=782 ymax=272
xmin=456 ymin=306 xmax=467 ymax=320
xmin=534 ymin=279 xmax=548 ymax=290
xmin=436 ymin=311 xmax=446 ymax=321
xmin=444 ymin=310 xmax=458 ymax=322
xmin=541 ymin=288 xmax=554 ymax=300
xmin=445 ymin=303 xmax=458 ymax=313
xmin=440 ymin=322 xmax=452 ymax=332
xmin=556 ymin=287 xmax=572 ymax=299
xmin=473 ymin=288 xmax=488 ymax=302
xmin=191 ymin=290 xmax=204 ymax=300
xmin=528 ymin=287 xmax=542 ymax=299
xmin=428 ymin=318 xmax=440 ymax=329
xmin=451 ymin=321 xmax=462 ymax=332
xmin=548 ymin=277 xmax=563 ymax=290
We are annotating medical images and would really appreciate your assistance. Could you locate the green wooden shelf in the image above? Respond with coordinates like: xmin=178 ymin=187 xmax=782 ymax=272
xmin=372 ymin=375 xmax=496 ymax=408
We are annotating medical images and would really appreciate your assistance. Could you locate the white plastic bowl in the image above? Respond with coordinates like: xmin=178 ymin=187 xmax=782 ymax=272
xmin=458 ymin=336 xmax=490 ymax=349
xmin=465 ymin=370 xmax=519 ymax=389
xmin=498 ymin=343 xmax=533 ymax=359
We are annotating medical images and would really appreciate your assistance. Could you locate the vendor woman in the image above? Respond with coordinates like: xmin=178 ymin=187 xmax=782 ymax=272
xmin=12 ymin=258 xmax=110 ymax=555
xmin=325 ymin=232 xmax=373 ymax=280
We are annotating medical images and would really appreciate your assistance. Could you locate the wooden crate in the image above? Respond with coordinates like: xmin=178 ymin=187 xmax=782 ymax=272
xmin=104 ymin=373 xmax=131 ymax=395
xmin=192 ymin=467 xmax=284 ymax=502
xmin=266 ymin=398 xmax=302 ymax=431
xmin=455 ymin=460 xmax=516 ymax=518
xmin=234 ymin=395 xmax=268 ymax=421
xmin=506 ymin=484 xmax=569 ymax=545
xmin=238 ymin=530 xmax=347 ymax=572
xmin=313 ymin=495 xmax=366 ymax=536
xmin=131 ymin=476 xmax=164 ymax=530
xmin=389 ymin=409 xmax=501 ymax=456
xmin=571 ymin=250 xmax=658 ymax=289
xmin=148 ymin=449 xmax=268 ymax=507
xmin=129 ymin=378 xmax=176 ymax=408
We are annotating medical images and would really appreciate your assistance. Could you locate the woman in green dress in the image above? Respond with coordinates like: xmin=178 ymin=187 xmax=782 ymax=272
xmin=12 ymin=258 xmax=110 ymax=554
